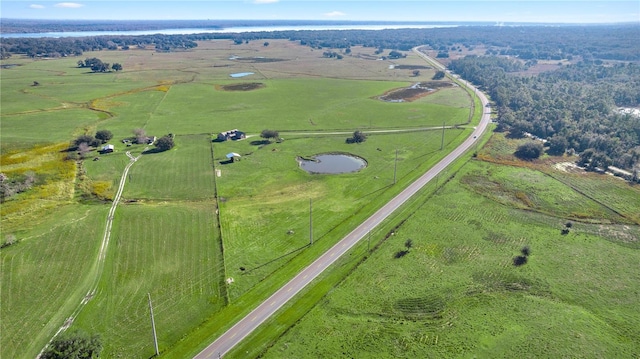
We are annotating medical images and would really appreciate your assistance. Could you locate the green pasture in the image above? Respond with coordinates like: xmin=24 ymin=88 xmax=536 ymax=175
xmin=460 ymin=162 xmax=627 ymax=222
xmin=0 ymin=108 xmax=101 ymax=150
xmin=5 ymin=36 xmax=635 ymax=359
xmin=214 ymin=129 xmax=466 ymax=299
xmin=0 ymin=39 xmax=498 ymax=359
xmin=122 ymin=134 xmax=216 ymax=201
xmin=546 ymin=171 xmax=640 ymax=224
xmin=259 ymin=159 xmax=640 ymax=359
xmin=73 ymin=201 xmax=224 ymax=357
xmin=144 ymin=78 xmax=469 ymax=136
xmin=0 ymin=204 xmax=108 ymax=359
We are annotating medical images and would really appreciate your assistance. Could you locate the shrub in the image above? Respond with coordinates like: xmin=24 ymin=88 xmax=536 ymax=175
xmin=514 ymin=141 xmax=544 ymax=160
xmin=40 ymin=330 xmax=102 ymax=359
xmin=346 ymin=130 xmax=367 ymax=144
xmin=513 ymin=255 xmax=528 ymax=266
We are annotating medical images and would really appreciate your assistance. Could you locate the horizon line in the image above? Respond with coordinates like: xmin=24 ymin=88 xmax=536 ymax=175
xmin=2 ymin=18 xmax=639 ymax=25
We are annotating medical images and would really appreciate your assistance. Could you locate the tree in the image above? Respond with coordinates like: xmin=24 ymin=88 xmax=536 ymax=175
xmin=111 ymin=63 xmax=122 ymax=71
xmin=405 ymin=239 xmax=413 ymax=250
xmin=260 ymin=129 xmax=279 ymax=142
xmin=388 ymin=50 xmax=405 ymax=59
xmin=432 ymin=70 xmax=445 ymax=80
xmin=133 ymin=128 xmax=147 ymax=144
xmin=92 ymin=62 xmax=110 ymax=72
xmin=40 ymin=330 xmax=102 ymax=359
xmin=346 ymin=130 xmax=367 ymax=144
xmin=263 ymin=42 xmax=269 ymax=47
xmin=547 ymin=135 xmax=568 ymax=156
xmin=94 ymin=130 xmax=113 ymax=143
xmin=74 ymin=135 xmax=99 ymax=148
xmin=154 ymin=136 xmax=174 ymax=151
xmin=77 ymin=142 xmax=91 ymax=158
xmin=514 ymin=142 xmax=543 ymax=160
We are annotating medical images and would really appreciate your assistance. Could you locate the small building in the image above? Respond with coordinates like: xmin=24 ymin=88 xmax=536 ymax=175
xmin=217 ymin=129 xmax=246 ymax=142
xmin=101 ymin=144 xmax=114 ymax=153
xmin=226 ymin=152 xmax=241 ymax=162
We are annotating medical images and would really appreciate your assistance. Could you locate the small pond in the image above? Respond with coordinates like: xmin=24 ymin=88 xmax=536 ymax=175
xmin=298 ymin=153 xmax=367 ymax=174
xmin=230 ymin=72 xmax=254 ymax=78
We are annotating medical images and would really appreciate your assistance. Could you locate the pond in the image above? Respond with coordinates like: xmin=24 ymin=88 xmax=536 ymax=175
xmin=298 ymin=153 xmax=367 ymax=174
xmin=230 ymin=72 xmax=254 ymax=78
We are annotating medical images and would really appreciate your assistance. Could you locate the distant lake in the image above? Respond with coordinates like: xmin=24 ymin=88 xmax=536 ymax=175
xmin=0 ymin=24 xmax=457 ymax=38
xmin=229 ymin=72 xmax=254 ymax=78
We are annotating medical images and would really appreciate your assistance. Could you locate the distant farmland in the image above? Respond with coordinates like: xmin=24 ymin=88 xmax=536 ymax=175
xmin=2 ymin=37 xmax=637 ymax=359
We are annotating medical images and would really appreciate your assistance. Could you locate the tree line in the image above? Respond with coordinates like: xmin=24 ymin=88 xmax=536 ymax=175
xmin=448 ymin=56 xmax=640 ymax=172
xmin=78 ymin=57 xmax=122 ymax=72
xmin=2 ymin=25 xmax=638 ymax=62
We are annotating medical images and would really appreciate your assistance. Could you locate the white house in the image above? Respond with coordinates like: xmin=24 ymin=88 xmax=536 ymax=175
xmin=101 ymin=144 xmax=115 ymax=153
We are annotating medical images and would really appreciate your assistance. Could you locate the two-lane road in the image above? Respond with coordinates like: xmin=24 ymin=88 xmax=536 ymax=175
xmin=194 ymin=51 xmax=491 ymax=358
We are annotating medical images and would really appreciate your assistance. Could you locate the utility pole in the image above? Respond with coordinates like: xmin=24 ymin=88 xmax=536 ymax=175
xmin=148 ymin=293 xmax=159 ymax=357
xmin=368 ymin=231 xmax=371 ymax=252
xmin=309 ymin=198 xmax=313 ymax=245
xmin=393 ymin=149 xmax=398 ymax=185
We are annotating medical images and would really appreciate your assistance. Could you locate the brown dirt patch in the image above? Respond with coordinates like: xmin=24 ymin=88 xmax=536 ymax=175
xmin=219 ymin=83 xmax=265 ymax=91
xmin=393 ymin=65 xmax=432 ymax=70
xmin=232 ymin=57 xmax=287 ymax=63
xmin=378 ymin=81 xmax=454 ymax=102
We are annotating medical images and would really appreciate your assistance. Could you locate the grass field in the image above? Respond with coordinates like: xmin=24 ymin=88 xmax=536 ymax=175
xmin=1 ymin=39 xmax=477 ymax=358
xmin=0 ymin=204 xmax=108 ymax=357
xmin=257 ymin=140 xmax=640 ymax=359
xmin=3 ymin=37 xmax=636 ymax=359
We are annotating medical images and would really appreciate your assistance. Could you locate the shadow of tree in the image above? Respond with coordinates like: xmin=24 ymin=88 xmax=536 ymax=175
xmin=394 ymin=250 xmax=409 ymax=259
xmin=142 ymin=148 xmax=166 ymax=154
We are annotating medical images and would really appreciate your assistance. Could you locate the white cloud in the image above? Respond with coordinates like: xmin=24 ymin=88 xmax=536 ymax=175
xmin=324 ymin=11 xmax=346 ymax=17
xmin=54 ymin=2 xmax=84 ymax=8
xmin=29 ymin=4 xmax=45 ymax=9
xmin=253 ymin=0 xmax=279 ymax=4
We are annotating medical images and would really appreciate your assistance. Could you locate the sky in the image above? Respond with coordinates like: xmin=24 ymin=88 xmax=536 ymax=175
xmin=1 ymin=0 xmax=639 ymax=23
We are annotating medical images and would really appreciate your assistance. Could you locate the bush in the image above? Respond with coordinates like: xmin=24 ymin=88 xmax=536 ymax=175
xmin=513 ymin=255 xmax=528 ymax=266
xmin=547 ymin=135 xmax=568 ymax=156
xmin=346 ymin=130 xmax=367 ymax=144
xmin=154 ymin=136 xmax=174 ymax=151
xmin=74 ymin=135 xmax=99 ymax=148
xmin=40 ymin=330 xmax=102 ymax=359
xmin=260 ymin=129 xmax=279 ymax=142
xmin=514 ymin=141 xmax=543 ymax=160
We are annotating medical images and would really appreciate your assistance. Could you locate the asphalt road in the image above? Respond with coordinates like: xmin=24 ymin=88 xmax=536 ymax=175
xmin=194 ymin=51 xmax=491 ymax=359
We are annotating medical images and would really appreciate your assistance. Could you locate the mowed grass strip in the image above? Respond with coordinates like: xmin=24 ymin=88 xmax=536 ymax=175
xmin=0 ymin=205 xmax=108 ymax=359
xmin=260 ymin=159 xmax=640 ymax=358
xmin=123 ymin=134 xmax=216 ymax=201
xmin=74 ymin=201 xmax=224 ymax=358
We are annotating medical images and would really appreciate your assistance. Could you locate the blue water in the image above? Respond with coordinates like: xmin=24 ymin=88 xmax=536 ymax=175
xmin=1 ymin=24 xmax=457 ymax=38
xmin=229 ymin=72 xmax=254 ymax=78
xmin=299 ymin=154 xmax=367 ymax=174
